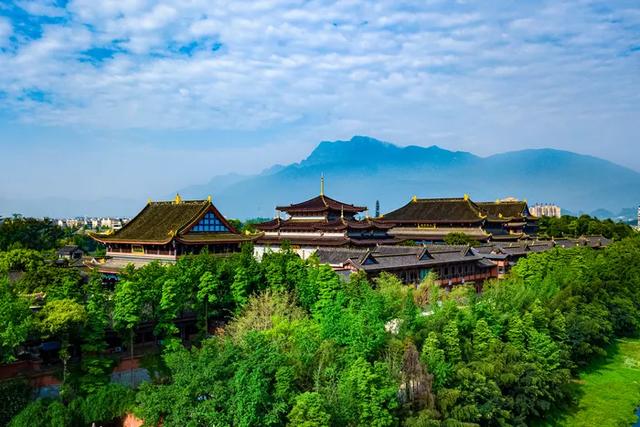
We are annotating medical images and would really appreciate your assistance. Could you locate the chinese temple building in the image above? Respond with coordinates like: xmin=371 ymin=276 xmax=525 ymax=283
xmin=90 ymin=194 xmax=252 ymax=273
xmin=380 ymin=195 xmax=538 ymax=243
xmin=254 ymin=178 xmax=397 ymax=259
xmin=316 ymin=244 xmax=497 ymax=288
xmin=476 ymin=199 xmax=538 ymax=241
xmin=380 ymin=196 xmax=491 ymax=243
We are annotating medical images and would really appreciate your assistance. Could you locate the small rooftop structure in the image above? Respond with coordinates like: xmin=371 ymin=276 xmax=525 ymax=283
xmin=57 ymin=245 xmax=83 ymax=260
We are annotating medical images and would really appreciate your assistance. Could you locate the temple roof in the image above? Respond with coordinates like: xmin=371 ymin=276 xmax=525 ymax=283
xmin=315 ymin=244 xmax=491 ymax=273
xmin=477 ymin=201 xmax=532 ymax=221
xmin=381 ymin=197 xmax=486 ymax=224
xmin=90 ymin=197 xmax=240 ymax=244
xmin=276 ymin=194 xmax=366 ymax=214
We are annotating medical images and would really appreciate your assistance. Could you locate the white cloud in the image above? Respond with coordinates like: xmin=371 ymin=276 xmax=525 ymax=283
xmin=0 ymin=0 xmax=637 ymax=155
xmin=0 ymin=17 xmax=11 ymax=46
xmin=16 ymin=0 xmax=66 ymax=17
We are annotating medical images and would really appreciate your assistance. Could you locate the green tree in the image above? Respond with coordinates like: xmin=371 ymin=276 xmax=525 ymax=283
xmin=197 ymin=270 xmax=220 ymax=336
xmin=38 ymin=299 xmax=87 ymax=385
xmin=443 ymin=232 xmax=477 ymax=246
xmin=79 ymin=275 xmax=114 ymax=394
xmin=472 ymin=319 xmax=493 ymax=360
xmin=421 ymin=332 xmax=449 ymax=389
xmin=0 ymin=279 xmax=32 ymax=363
xmin=0 ymin=216 xmax=65 ymax=251
xmin=112 ymin=279 xmax=143 ymax=385
xmin=336 ymin=357 xmax=397 ymax=426
xmin=288 ymin=392 xmax=331 ymax=427
xmin=441 ymin=320 xmax=462 ymax=364
xmin=231 ymin=266 xmax=250 ymax=312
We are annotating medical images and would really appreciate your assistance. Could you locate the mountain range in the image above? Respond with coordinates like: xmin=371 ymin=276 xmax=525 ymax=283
xmin=177 ymin=136 xmax=640 ymax=220
xmin=2 ymin=136 xmax=638 ymax=220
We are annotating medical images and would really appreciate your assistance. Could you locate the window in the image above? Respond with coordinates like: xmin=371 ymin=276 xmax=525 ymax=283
xmin=191 ymin=212 xmax=229 ymax=233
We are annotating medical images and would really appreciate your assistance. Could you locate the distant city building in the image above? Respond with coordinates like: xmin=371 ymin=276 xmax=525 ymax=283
xmin=529 ymin=203 xmax=561 ymax=218
xmin=55 ymin=217 xmax=130 ymax=230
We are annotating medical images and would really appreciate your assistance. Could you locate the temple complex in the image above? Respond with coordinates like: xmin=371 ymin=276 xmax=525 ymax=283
xmin=90 ymin=194 xmax=252 ymax=274
xmin=380 ymin=195 xmax=538 ymax=243
xmin=254 ymin=178 xmax=396 ymax=258
xmin=316 ymin=244 xmax=497 ymax=287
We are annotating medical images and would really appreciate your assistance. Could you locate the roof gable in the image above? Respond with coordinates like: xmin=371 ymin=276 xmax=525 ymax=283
xmin=188 ymin=211 xmax=230 ymax=233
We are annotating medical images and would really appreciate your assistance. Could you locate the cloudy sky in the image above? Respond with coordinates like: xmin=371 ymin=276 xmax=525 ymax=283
xmin=0 ymin=0 xmax=639 ymax=203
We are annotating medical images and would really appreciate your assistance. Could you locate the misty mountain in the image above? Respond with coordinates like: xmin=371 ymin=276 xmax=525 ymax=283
xmin=178 ymin=136 xmax=640 ymax=220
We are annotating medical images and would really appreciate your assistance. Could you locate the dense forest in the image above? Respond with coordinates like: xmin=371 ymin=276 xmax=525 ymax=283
xmin=0 ymin=217 xmax=639 ymax=426
xmin=536 ymin=214 xmax=633 ymax=240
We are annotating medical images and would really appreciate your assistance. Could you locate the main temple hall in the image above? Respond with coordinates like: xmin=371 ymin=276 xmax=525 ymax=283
xmin=90 ymin=194 xmax=253 ymax=273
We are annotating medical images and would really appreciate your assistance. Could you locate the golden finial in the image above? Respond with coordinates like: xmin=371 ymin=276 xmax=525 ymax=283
xmin=147 ymin=197 xmax=152 ymax=204
xmin=207 ymin=195 xmax=212 ymax=203
xmin=463 ymin=194 xmax=469 ymax=201
xmin=174 ymin=193 xmax=182 ymax=204
xmin=412 ymin=195 xmax=417 ymax=202
xmin=320 ymin=173 xmax=325 ymax=196
xmin=340 ymin=205 xmax=344 ymax=219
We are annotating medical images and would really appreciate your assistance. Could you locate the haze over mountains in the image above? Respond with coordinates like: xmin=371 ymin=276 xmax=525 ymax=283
xmin=179 ymin=136 xmax=640 ymax=220
xmin=2 ymin=136 xmax=638 ymax=220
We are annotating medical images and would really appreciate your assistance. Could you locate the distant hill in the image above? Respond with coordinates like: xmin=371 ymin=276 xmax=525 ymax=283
xmin=179 ymin=136 xmax=640 ymax=219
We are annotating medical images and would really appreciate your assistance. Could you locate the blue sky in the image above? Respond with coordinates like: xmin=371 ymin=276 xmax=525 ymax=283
xmin=0 ymin=0 xmax=639 ymax=205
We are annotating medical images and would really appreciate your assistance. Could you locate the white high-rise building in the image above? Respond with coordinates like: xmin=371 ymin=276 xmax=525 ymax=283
xmin=530 ymin=203 xmax=561 ymax=218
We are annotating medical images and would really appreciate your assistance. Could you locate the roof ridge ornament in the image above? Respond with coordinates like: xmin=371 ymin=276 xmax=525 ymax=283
xmin=412 ymin=195 xmax=417 ymax=203
xmin=463 ymin=193 xmax=469 ymax=201
xmin=207 ymin=195 xmax=212 ymax=203
xmin=320 ymin=173 xmax=325 ymax=196
xmin=174 ymin=193 xmax=182 ymax=204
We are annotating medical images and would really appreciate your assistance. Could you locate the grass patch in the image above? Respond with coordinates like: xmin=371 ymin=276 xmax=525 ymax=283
xmin=543 ymin=338 xmax=640 ymax=427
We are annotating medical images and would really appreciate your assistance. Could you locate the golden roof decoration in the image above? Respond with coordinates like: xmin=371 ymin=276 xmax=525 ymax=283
xmin=412 ymin=195 xmax=417 ymax=202
xmin=174 ymin=193 xmax=182 ymax=204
